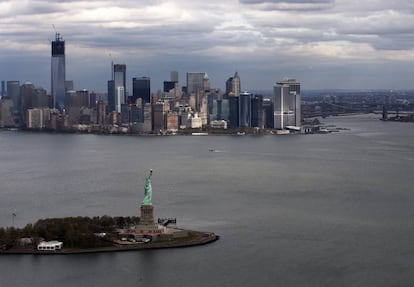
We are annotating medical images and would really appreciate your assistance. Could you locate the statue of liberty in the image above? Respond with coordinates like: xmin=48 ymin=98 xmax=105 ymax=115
xmin=142 ymin=169 xmax=153 ymax=205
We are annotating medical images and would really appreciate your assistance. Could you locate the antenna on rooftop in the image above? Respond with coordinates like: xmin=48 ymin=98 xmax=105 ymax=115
xmin=109 ymin=53 xmax=114 ymax=80
xmin=52 ymin=24 xmax=61 ymax=41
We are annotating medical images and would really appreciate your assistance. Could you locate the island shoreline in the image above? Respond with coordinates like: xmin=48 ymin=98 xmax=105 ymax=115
xmin=0 ymin=230 xmax=219 ymax=255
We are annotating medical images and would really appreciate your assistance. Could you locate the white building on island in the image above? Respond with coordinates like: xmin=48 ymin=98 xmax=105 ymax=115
xmin=37 ymin=241 xmax=63 ymax=251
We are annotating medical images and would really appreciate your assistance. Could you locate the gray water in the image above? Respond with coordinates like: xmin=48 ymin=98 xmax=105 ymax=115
xmin=0 ymin=114 xmax=413 ymax=287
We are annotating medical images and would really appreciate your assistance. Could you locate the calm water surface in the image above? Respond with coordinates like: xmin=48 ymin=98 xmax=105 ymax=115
xmin=0 ymin=114 xmax=413 ymax=287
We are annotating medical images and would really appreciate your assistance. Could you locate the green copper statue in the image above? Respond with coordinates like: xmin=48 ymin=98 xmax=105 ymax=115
xmin=142 ymin=169 xmax=153 ymax=205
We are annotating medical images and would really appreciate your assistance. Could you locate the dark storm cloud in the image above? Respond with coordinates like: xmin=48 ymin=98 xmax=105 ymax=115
xmin=1 ymin=0 xmax=414 ymax=91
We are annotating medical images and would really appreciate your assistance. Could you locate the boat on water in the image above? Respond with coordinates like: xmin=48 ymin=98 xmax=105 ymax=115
xmin=317 ymin=128 xmax=330 ymax=134
xmin=192 ymin=132 xmax=208 ymax=136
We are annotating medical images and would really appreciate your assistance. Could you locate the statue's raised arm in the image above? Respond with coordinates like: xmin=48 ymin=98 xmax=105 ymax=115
xmin=142 ymin=169 xmax=153 ymax=205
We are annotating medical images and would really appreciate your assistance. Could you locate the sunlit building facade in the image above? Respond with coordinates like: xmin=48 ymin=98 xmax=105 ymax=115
xmin=273 ymin=79 xmax=301 ymax=129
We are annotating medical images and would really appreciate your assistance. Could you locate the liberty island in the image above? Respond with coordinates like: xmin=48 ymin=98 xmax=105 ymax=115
xmin=0 ymin=170 xmax=219 ymax=254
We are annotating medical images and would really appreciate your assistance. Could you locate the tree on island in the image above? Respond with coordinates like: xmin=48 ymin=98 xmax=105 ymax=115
xmin=0 ymin=215 xmax=140 ymax=250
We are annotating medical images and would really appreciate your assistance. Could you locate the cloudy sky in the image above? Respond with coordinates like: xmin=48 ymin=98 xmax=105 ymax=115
xmin=1 ymin=0 xmax=414 ymax=93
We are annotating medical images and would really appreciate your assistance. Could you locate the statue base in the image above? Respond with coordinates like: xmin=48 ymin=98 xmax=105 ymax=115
xmin=136 ymin=205 xmax=162 ymax=234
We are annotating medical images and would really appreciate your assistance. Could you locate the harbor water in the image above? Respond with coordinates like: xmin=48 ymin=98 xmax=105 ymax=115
xmin=0 ymin=114 xmax=413 ymax=287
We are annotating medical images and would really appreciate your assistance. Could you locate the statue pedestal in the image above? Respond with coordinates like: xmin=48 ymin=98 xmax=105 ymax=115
xmin=136 ymin=205 xmax=161 ymax=234
xmin=140 ymin=205 xmax=155 ymax=225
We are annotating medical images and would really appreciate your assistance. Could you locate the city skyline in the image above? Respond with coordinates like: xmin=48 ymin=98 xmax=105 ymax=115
xmin=1 ymin=0 xmax=414 ymax=93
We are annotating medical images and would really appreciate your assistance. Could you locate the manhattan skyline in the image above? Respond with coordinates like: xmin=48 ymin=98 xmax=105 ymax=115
xmin=1 ymin=0 xmax=414 ymax=93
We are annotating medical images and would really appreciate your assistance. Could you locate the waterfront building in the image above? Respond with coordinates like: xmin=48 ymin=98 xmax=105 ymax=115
xmin=107 ymin=80 xmax=115 ymax=113
xmin=239 ymin=92 xmax=252 ymax=127
xmin=251 ymin=95 xmax=264 ymax=128
xmin=32 ymin=87 xmax=49 ymax=109
xmin=51 ymin=33 xmax=66 ymax=109
xmin=228 ymin=96 xmax=239 ymax=128
xmin=130 ymin=101 xmax=143 ymax=124
xmin=210 ymin=120 xmax=227 ymax=129
xmin=89 ymin=92 xmax=97 ymax=109
xmin=132 ymin=77 xmax=150 ymax=105
xmin=263 ymin=98 xmax=274 ymax=129
xmin=199 ymin=96 xmax=208 ymax=125
xmin=96 ymin=100 xmax=106 ymax=126
xmin=76 ymin=89 xmax=89 ymax=108
xmin=78 ymin=107 xmax=92 ymax=125
xmin=116 ymin=86 xmax=125 ymax=113
xmin=273 ymin=79 xmax=301 ymax=129
xmin=180 ymin=107 xmax=191 ymax=129
xmin=1 ymin=81 xmax=5 ymax=98
xmin=64 ymin=90 xmax=80 ymax=126
xmin=26 ymin=108 xmax=44 ymax=129
xmin=48 ymin=109 xmax=61 ymax=130
xmin=37 ymin=241 xmax=63 ymax=251
xmin=64 ymin=90 xmax=76 ymax=108
xmin=20 ymin=82 xmax=36 ymax=125
xmin=7 ymin=81 xmax=20 ymax=125
xmin=188 ymin=113 xmax=202 ymax=128
xmin=110 ymin=110 xmax=119 ymax=125
xmin=143 ymin=103 xmax=152 ymax=132
xmin=63 ymin=89 xmax=90 ymax=126
xmin=120 ymin=104 xmax=130 ymax=124
xmin=0 ymin=97 xmax=14 ymax=128
xmin=166 ymin=111 xmax=179 ymax=132
xmin=153 ymin=102 xmax=169 ymax=131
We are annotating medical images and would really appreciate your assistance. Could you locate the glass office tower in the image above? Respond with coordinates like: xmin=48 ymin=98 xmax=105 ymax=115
xmin=51 ymin=33 xmax=65 ymax=109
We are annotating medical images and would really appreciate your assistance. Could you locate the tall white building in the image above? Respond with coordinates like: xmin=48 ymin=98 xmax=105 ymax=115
xmin=273 ymin=79 xmax=301 ymax=129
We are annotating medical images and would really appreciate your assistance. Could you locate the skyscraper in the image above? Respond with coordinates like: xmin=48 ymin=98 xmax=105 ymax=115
xmin=170 ymin=71 xmax=179 ymax=83
xmin=7 ymin=81 xmax=20 ymax=125
xmin=225 ymin=77 xmax=233 ymax=98
xmin=232 ymin=72 xmax=241 ymax=98
xmin=107 ymin=63 xmax=126 ymax=113
xmin=273 ymin=79 xmax=301 ymax=129
xmin=132 ymin=77 xmax=150 ymax=104
xmin=186 ymin=72 xmax=205 ymax=95
xmin=225 ymin=72 xmax=241 ymax=98
xmin=163 ymin=81 xmax=176 ymax=93
xmin=1 ymin=81 xmax=5 ymax=98
xmin=239 ymin=92 xmax=252 ymax=127
xmin=228 ymin=96 xmax=239 ymax=129
xmin=20 ymin=82 xmax=35 ymax=125
xmin=251 ymin=94 xmax=264 ymax=128
xmin=51 ymin=33 xmax=65 ymax=109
